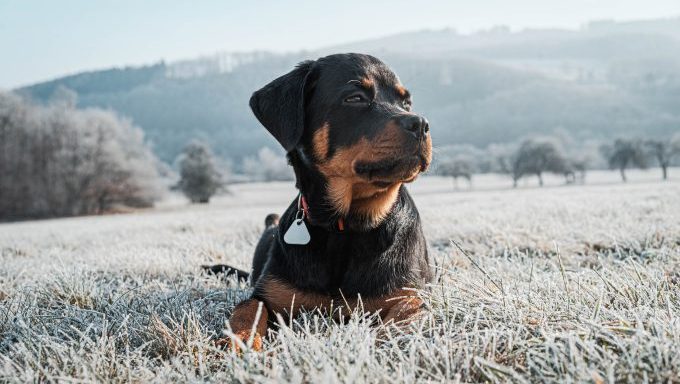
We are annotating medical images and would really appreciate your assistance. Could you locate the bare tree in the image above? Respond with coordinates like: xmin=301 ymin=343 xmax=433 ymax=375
xmin=600 ymin=139 xmax=647 ymax=182
xmin=645 ymin=137 xmax=680 ymax=180
xmin=511 ymin=138 xmax=567 ymax=187
xmin=562 ymin=158 xmax=589 ymax=184
xmin=176 ymin=141 xmax=224 ymax=203
xmin=438 ymin=156 xmax=474 ymax=189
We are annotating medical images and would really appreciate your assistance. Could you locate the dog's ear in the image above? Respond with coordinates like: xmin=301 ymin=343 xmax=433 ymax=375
xmin=249 ymin=60 xmax=315 ymax=152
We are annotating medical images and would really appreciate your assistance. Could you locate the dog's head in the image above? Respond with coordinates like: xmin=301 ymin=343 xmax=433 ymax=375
xmin=250 ymin=53 xmax=431 ymax=227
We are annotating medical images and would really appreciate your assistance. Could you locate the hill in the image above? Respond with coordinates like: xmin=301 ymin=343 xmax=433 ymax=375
xmin=17 ymin=18 xmax=680 ymax=164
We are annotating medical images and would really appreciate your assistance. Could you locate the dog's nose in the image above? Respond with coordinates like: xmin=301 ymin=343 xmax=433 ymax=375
xmin=399 ymin=115 xmax=429 ymax=139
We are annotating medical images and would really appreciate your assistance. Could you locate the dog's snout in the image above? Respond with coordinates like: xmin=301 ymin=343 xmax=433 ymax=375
xmin=399 ymin=115 xmax=429 ymax=139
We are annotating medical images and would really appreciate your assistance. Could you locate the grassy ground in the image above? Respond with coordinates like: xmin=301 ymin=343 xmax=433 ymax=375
xmin=1 ymin=171 xmax=679 ymax=383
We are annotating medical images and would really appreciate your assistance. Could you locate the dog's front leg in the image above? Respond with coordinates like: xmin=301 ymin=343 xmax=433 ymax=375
xmin=221 ymin=298 xmax=269 ymax=352
xmin=379 ymin=291 xmax=425 ymax=325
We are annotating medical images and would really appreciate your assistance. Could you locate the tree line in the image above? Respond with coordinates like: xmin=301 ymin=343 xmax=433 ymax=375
xmin=0 ymin=91 xmax=295 ymax=219
xmin=2 ymin=90 xmax=678 ymax=220
xmin=436 ymin=135 xmax=680 ymax=188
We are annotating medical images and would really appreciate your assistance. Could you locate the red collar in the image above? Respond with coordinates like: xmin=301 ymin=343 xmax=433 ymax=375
xmin=300 ymin=195 xmax=344 ymax=232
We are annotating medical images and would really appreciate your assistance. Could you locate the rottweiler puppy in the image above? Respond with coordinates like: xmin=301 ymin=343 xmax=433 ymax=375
xmin=219 ymin=53 xmax=432 ymax=351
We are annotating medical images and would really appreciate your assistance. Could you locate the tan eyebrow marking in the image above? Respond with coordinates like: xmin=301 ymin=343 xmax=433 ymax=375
xmin=348 ymin=78 xmax=374 ymax=91
xmin=396 ymin=84 xmax=408 ymax=98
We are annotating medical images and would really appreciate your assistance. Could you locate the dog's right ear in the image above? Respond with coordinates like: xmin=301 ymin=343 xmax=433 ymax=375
xmin=249 ymin=60 xmax=315 ymax=152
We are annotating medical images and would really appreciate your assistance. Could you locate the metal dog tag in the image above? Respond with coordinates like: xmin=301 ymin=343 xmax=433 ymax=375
xmin=283 ymin=218 xmax=310 ymax=245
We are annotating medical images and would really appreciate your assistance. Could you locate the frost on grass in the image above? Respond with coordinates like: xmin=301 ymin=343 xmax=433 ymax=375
xmin=1 ymin=178 xmax=679 ymax=383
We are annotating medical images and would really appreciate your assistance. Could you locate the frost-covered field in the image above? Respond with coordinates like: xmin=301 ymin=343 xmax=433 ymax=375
xmin=1 ymin=171 xmax=679 ymax=383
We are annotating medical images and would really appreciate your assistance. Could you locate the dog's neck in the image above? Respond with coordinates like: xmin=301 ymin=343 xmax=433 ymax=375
xmin=288 ymin=149 xmax=399 ymax=232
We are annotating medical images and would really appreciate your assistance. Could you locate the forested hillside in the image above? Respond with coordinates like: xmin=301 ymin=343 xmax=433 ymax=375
xmin=17 ymin=18 xmax=680 ymax=164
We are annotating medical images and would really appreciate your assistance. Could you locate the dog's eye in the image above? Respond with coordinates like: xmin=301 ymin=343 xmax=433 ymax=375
xmin=344 ymin=95 xmax=366 ymax=104
xmin=402 ymin=99 xmax=412 ymax=110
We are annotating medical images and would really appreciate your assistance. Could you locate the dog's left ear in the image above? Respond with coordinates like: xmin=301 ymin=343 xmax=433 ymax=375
xmin=249 ymin=60 xmax=315 ymax=152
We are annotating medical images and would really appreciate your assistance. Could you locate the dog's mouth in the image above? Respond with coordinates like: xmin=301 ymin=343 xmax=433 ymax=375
xmin=353 ymin=154 xmax=429 ymax=185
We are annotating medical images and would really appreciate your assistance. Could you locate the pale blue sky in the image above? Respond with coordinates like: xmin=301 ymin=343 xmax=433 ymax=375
xmin=1 ymin=0 xmax=679 ymax=88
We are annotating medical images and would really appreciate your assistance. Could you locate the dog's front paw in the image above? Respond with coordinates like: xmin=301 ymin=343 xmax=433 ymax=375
xmin=215 ymin=331 xmax=263 ymax=353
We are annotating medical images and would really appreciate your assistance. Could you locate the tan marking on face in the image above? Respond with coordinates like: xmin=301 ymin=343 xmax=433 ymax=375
xmin=422 ymin=134 xmax=433 ymax=171
xmin=395 ymin=84 xmax=407 ymax=98
xmin=326 ymin=177 xmax=354 ymax=216
xmin=349 ymin=182 xmax=403 ymax=223
xmin=360 ymin=77 xmax=374 ymax=89
xmin=312 ymin=123 xmax=330 ymax=161
xmin=319 ymin=139 xmax=404 ymax=222
xmin=316 ymin=121 xmax=422 ymax=222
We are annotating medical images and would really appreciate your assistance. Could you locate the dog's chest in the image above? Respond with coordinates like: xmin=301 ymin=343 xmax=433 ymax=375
xmin=289 ymin=231 xmax=412 ymax=297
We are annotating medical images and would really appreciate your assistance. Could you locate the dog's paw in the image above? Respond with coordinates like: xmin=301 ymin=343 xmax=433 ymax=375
xmin=215 ymin=331 xmax=263 ymax=354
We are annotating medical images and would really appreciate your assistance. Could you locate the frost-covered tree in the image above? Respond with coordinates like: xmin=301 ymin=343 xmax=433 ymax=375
xmin=242 ymin=147 xmax=294 ymax=182
xmin=511 ymin=138 xmax=567 ymax=187
xmin=438 ymin=156 xmax=474 ymax=189
xmin=600 ymin=139 xmax=647 ymax=182
xmin=645 ymin=136 xmax=680 ymax=180
xmin=0 ymin=92 xmax=162 ymax=220
xmin=562 ymin=158 xmax=589 ymax=184
xmin=177 ymin=141 xmax=223 ymax=203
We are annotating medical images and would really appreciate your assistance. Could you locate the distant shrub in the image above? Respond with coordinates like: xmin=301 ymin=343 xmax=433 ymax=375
xmin=176 ymin=141 xmax=224 ymax=203
xmin=242 ymin=147 xmax=294 ymax=182
xmin=0 ymin=92 xmax=162 ymax=221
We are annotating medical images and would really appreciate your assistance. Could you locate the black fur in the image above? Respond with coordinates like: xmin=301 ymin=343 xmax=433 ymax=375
xmin=249 ymin=61 xmax=315 ymax=152
xmin=250 ymin=186 xmax=430 ymax=298
xmin=213 ymin=53 xmax=432 ymax=302
xmin=201 ymin=264 xmax=250 ymax=281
